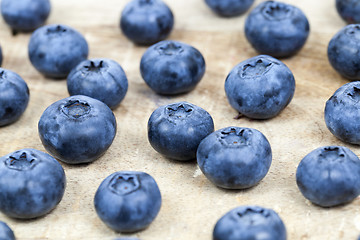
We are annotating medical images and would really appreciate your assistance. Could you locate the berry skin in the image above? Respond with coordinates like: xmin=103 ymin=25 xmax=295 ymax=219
xmin=140 ymin=40 xmax=206 ymax=95
xmin=120 ymin=0 xmax=174 ymax=45
xmin=213 ymin=206 xmax=287 ymax=240
xmin=0 ymin=148 xmax=66 ymax=219
xmin=1 ymin=0 xmax=50 ymax=33
xmin=0 ymin=68 xmax=29 ymax=127
xmin=0 ymin=221 xmax=15 ymax=240
xmin=336 ymin=0 xmax=360 ymax=24
xmin=296 ymin=146 xmax=360 ymax=207
xmin=148 ymin=101 xmax=214 ymax=161
xmin=328 ymin=24 xmax=360 ymax=80
xmin=197 ymin=127 xmax=272 ymax=189
xmin=67 ymin=59 xmax=128 ymax=109
xmin=38 ymin=95 xmax=117 ymax=164
xmin=204 ymin=0 xmax=254 ymax=17
xmin=225 ymin=55 xmax=295 ymax=119
xmin=28 ymin=24 xmax=89 ymax=79
xmin=325 ymin=82 xmax=360 ymax=144
xmin=94 ymin=171 xmax=162 ymax=233
xmin=245 ymin=1 xmax=310 ymax=58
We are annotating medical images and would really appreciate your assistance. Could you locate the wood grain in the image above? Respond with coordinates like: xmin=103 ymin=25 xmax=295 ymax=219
xmin=0 ymin=0 xmax=358 ymax=239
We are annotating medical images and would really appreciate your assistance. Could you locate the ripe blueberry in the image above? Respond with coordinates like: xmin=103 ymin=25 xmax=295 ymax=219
xmin=204 ymin=0 xmax=254 ymax=17
xmin=328 ymin=24 xmax=360 ymax=80
xmin=245 ymin=1 xmax=310 ymax=58
xmin=0 ymin=221 xmax=15 ymax=240
xmin=1 ymin=0 xmax=51 ymax=33
xmin=67 ymin=59 xmax=128 ymax=109
xmin=213 ymin=206 xmax=287 ymax=240
xmin=0 ymin=68 xmax=29 ymax=127
xmin=225 ymin=55 xmax=295 ymax=119
xmin=148 ymin=101 xmax=214 ymax=161
xmin=120 ymin=0 xmax=174 ymax=45
xmin=325 ymin=82 xmax=360 ymax=144
xmin=336 ymin=0 xmax=360 ymax=24
xmin=296 ymin=146 xmax=360 ymax=207
xmin=197 ymin=126 xmax=272 ymax=189
xmin=94 ymin=171 xmax=162 ymax=233
xmin=38 ymin=95 xmax=117 ymax=164
xmin=28 ymin=24 xmax=89 ymax=79
xmin=140 ymin=40 xmax=206 ymax=95
xmin=0 ymin=148 xmax=66 ymax=219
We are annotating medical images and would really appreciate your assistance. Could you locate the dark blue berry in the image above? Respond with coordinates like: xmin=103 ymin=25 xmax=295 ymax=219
xmin=0 ymin=148 xmax=66 ymax=219
xmin=67 ymin=59 xmax=128 ymax=109
xmin=120 ymin=0 xmax=174 ymax=45
xmin=204 ymin=0 xmax=254 ymax=17
xmin=0 ymin=68 xmax=29 ymax=127
xmin=296 ymin=146 xmax=360 ymax=207
xmin=336 ymin=0 xmax=360 ymax=24
xmin=94 ymin=171 xmax=161 ymax=233
xmin=28 ymin=24 xmax=89 ymax=79
xmin=148 ymin=101 xmax=214 ymax=161
xmin=225 ymin=55 xmax=295 ymax=119
xmin=245 ymin=1 xmax=310 ymax=58
xmin=140 ymin=40 xmax=206 ymax=95
xmin=197 ymin=127 xmax=272 ymax=189
xmin=0 ymin=221 xmax=15 ymax=240
xmin=38 ymin=95 xmax=117 ymax=164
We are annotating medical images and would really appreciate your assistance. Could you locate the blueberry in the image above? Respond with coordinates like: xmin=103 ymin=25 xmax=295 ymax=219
xmin=0 ymin=68 xmax=29 ymax=127
xmin=94 ymin=171 xmax=161 ymax=233
xmin=325 ymin=82 xmax=360 ymax=144
xmin=0 ymin=148 xmax=66 ymax=219
xmin=0 ymin=221 xmax=15 ymax=240
xmin=1 ymin=0 xmax=51 ymax=33
xmin=148 ymin=101 xmax=214 ymax=161
xmin=328 ymin=24 xmax=360 ymax=80
xmin=120 ymin=0 xmax=174 ymax=45
xmin=245 ymin=1 xmax=310 ymax=58
xmin=140 ymin=40 xmax=206 ymax=95
xmin=38 ymin=95 xmax=117 ymax=164
xmin=197 ymin=126 xmax=272 ymax=189
xmin=67 ymin=59 xmax=128 ymax=109
xmin=336 ymin=0 xmax=360 ymax=24
xmin=28 ymin=24 xmax=89 ymax=79
xmin=204 ymin=0 xmax=254 ymax=17
xmin=225 ymin=55 xmax=295 ymax=119
xmin=213 ymin=206 xmax=287 ymax=240
xmin=296 ymin=146 xmax=360 ymax=207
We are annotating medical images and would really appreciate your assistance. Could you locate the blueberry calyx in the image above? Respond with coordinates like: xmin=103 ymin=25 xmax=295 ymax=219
xmin=346 ymin=86 xmax=360 ymax=102
xmin=61 ymin=100 xmax=91 ymax=119
xmin=241 ymin=58 xmax=275 ymax=78
xmin=237 ymin=207 xmax=271 ymax=219
xmin=84 ymin=61 xmax=104 ymax=72
xmin=46 ymin=25 xmax=67 ymax=34
xmin=318 ymin=147 xmax=345 ymax=162
xmin=139 ymin=0 xmax=154 ymax=5
xmin=0 ymin=70 xmax=5 ymax=82
xmin=108 ymin=173 xmax=140 ymax=195
xmin=166 ymin=103 xmax=193 ymax=119
xmin=5 ymin=152 xmax=37 ymax=171
xmin=219 ymin=128 xmax=252 ymax=147
xmin=346 ymin=25 xmax=360 ymax=38
xmin=156 ymin=42 xmax=184 ymax=56
xmin=262 ymin=1 xmax=292 ymax=20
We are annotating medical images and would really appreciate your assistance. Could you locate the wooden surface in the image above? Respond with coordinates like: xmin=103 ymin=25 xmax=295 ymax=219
xmin=0 ymin=0 xmax=358 ymax=239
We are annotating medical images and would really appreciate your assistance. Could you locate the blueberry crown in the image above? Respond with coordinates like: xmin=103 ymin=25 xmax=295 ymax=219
xmin=84 ymin=60 xmax=105 ymax=72
xmin=345 ymin=25 xmax=360 ymax=39
xmin=46 ymin=25 xmax=68 ymax=34
xmin=166 ymin=103 xmax=193 ymax=119
xmin=138 ymin=0 xmax=155 ymax=5
xmin=156 ymin=42 xmax=184 ymax=56
xmin=346 ymin=86 xmax=360 ymax=102
xmin=219 ymin=128 xmax=252 ymax=147
xmin=61 ymin=100 xmax=91 ymax=119
xmin=0 ymin=70 xmax=6 ymax=82
xmin=5 ymin=151 xmax=38 ymax=171
xmin=240 ymin=58 xmax=277 ymax=78
xmin=318 ymin=147 xmax=346 ymax=162
xmin=109 ymin=173 xmax=140 ymax=195
xmin=262 ymin=1 xmax=293 ymax=20
xmin=237 ymin=207 xmax=271 ymax=218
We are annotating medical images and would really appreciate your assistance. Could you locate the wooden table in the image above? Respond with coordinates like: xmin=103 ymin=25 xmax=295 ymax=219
xmin=0 ymin=0 xmax=358 ymax=239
